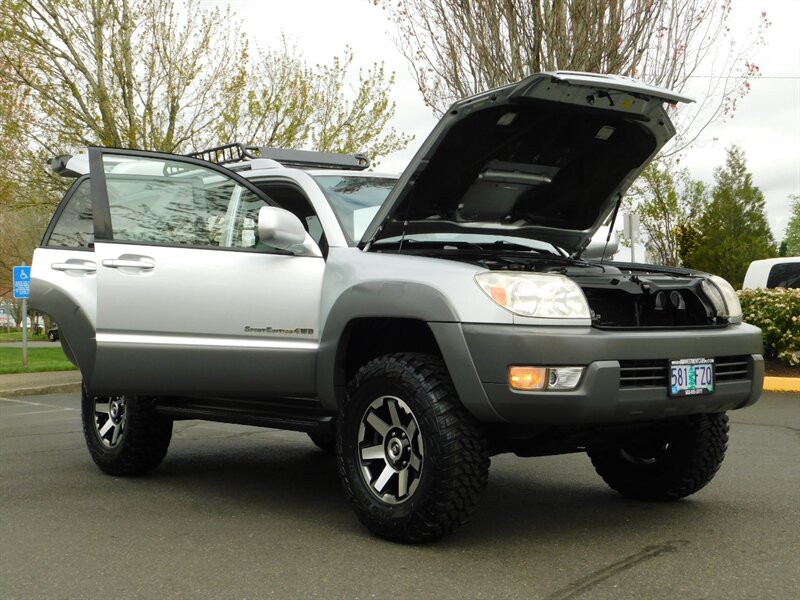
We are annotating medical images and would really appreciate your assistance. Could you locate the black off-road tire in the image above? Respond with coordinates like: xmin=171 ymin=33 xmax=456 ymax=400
xmin=307 ymin=432 xmax=336 ymax=454
xmin=81 ymin=384 xmax=173 ymax=476
xmin=336 ymin=353 xmax=490 ymax=543
xmin=587 ymin=413 xmax=729 ymax=501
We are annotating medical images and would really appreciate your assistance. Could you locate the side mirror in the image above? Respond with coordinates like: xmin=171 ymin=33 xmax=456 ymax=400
xmin=257 ymin=206 xmax=322 ymax=257
xmin=581 ymin=227 xmax=619 ymax=260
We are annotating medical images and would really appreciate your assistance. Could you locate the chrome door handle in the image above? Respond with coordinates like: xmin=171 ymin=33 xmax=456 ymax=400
xmin=51 ymin=262 xmax=97 ymax=273
xmin=101 ymin=258 xmax=155 ymax=270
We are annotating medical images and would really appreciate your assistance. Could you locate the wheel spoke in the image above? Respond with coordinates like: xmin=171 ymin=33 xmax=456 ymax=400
xmin=94 ymin=404 xmax=110 ymax=416
xmin=388 ymin=399 xmax=401 ymax=427
xmin=373 ymin=464 xmax=394 ymax=493
xmin=360 ymin=444 xmax=385 ymax=461
xmin=98 ymin=418 xmax=114 ymax=437
xmin=406 ymin=420 xmax=417 ymax=440
xmin=366 ymin=411 xmax=391 ymax=438
xmin=397 ymin=468 xmax=408 ymax=497
xmin=409 ymin=452 xmax=421 ymax=472
xmin=110 ymin=422 xmax=121 ymax=445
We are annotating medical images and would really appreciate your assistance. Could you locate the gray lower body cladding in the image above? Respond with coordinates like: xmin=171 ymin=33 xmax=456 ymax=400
xmin=436 ymin=322 xmax=763 ymax=425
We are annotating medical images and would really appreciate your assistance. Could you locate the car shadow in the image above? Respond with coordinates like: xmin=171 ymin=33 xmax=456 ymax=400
xmin=127 ymin=428 xmax=721 ymax=546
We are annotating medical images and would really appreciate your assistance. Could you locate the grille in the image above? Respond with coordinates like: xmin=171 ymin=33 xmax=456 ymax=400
xmin=619 ymin=355 xmax=750 ymax=388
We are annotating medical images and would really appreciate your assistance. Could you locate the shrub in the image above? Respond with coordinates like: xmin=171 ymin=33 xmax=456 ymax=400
xmin=737 ymin=288 xmax=800 ymax=366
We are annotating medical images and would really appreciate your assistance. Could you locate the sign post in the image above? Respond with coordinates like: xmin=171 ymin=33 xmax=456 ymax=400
xmin=13 ymin=263 xmax=31 ymax=367
xmin=623 ymin=213 xmax=641 ymax=263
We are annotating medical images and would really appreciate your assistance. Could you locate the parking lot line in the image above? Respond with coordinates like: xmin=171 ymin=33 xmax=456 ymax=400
xmin=0 ymin=397 xmax=78 ymax=414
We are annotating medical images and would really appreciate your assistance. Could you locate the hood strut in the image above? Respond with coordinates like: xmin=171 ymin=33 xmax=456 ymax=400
xmin=600 ymin=192 xmax=623 ymax=264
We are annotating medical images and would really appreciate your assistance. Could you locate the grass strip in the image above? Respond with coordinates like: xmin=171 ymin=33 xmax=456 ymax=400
xmin=0 ymin=347 xmax=78 ymax=374
xmin=0 ymin=332 xmax=48 ymax=342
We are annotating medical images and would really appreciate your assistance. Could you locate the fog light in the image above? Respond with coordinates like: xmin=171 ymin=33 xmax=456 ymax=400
xmin=547 ymin=367 xmax=584 ymax=390
xmin=509 ymin=366 xmax=547 ymax=390
xmin=508 ymin=366 xmax=584 ymax=391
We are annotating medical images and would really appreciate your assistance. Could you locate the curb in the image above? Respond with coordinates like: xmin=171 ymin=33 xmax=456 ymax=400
xmin=763 ymin=377 xmax=800 ymax=394
xmin=0 ymin=382 xmax=82 ymax=398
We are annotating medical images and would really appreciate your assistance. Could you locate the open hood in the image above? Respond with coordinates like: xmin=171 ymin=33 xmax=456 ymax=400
xmin=361 ymin=72 xmax=692 ymax=255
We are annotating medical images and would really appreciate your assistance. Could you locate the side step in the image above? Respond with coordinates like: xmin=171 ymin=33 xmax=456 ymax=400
xmin=154 ymin=397 xmax=336 ymax=435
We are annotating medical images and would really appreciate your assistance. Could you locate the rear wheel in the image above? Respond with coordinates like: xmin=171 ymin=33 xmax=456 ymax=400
xmin=588 ymin=413 xmax=729 ymax=501
xmin=336 ymin=353 xmax=489 ymax=543
xmin=81 ymin=384 xmax=173 ymax=476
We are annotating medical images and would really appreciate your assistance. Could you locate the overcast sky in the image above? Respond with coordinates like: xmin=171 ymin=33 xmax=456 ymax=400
xmin=202 ymin=0 xmax=800 ymax=243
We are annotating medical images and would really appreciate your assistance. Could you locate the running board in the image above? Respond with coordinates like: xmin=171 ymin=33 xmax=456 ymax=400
xmin=154 ymin=398 xmax=336 ymax=435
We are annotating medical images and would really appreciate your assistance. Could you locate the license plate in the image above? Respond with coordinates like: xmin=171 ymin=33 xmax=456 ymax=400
xmin=669 ymin=358 xmax=715 ymax=397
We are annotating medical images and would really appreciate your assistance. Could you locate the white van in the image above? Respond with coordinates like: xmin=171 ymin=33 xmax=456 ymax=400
xmin=742 ymin=257 xmax=800 ymax=289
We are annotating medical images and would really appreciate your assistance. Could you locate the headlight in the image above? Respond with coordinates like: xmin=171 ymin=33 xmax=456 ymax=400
xmin=475 ymin=272 xmax=590 ymax=319
xmin=701 ymin=275 xmax=743 ymax=322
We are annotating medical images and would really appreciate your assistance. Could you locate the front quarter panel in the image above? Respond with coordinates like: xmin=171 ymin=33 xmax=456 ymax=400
xmin=316 ymin=248 xmax=513 ymax=413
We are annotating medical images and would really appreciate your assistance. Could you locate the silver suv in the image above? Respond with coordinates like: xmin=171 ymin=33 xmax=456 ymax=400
xmin=31 ymin=72 xmax=764 ymax=543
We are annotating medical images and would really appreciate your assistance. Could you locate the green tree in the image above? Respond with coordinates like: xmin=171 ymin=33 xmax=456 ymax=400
xmin=213 ymin=39 xmax=412 ymax=162
xmin=685 ymin=146 xmax=777 ymax=288
xmin=625 ymin=161 xmax=706 ymax=266
xmin=782 ymin=195 xmax=800 ymax=256
xmin=0 ymin=48 xmax=58 ymax=301
xmin=1 ymin=0 xmax=410 ymax=159
xmin=378 ymin=0 xmax=768 ymax=153
xmin=1 ymin=0 xmax=245 ymax=152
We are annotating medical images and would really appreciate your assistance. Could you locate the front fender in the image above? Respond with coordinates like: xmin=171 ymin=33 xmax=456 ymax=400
xmin=316 ymin=281 xmax=459 ymax=410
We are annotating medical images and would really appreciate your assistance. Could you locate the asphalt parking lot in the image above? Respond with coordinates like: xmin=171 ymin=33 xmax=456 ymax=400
xmin=1 ymin=392 xmax=798 ymax=599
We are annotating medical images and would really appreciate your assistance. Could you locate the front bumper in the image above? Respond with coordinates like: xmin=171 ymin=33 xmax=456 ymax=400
xmin=434 ymin=322 xmax=764 ymax=424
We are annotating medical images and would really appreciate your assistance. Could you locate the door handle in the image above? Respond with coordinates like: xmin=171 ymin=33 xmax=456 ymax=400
xmin=51 ymin=262 xmax=97 ymax=273
xmin=101 ymin=258 xmax=155 ymax=270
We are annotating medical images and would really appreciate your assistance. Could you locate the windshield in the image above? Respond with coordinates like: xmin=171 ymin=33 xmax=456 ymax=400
xmin=313 ymin=175 xmax=396 ymax=243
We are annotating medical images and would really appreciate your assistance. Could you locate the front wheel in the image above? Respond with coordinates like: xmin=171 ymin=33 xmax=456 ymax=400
xmin=588 ymin=413 xmax=729 ymax=501
xmin=336 ymin=353 xmax=490 ymax=543
xmin=81 ymin=384 xmax=173 ymax=476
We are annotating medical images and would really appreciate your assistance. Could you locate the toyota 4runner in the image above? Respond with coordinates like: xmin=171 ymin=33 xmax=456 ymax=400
xmin=31 ymin=72 xmax=764 ymax=543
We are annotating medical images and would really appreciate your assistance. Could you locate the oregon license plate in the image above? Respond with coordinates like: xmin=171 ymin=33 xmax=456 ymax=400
xmin=669 ymin=358 xmax=714 ymax=396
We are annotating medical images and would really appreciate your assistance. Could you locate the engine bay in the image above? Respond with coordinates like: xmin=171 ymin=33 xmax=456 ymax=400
xmin=379 ymin=241 xmax=726 ymax=329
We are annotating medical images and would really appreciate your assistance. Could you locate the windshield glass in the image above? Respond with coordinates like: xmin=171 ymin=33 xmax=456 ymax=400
xmin=313 ymin=175 xmax=396 ymax=243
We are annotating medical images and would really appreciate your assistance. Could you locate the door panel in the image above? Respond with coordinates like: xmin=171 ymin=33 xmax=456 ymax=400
xmin=91 ymin=243 xmax=323 ymax=397
xmin=88 ymin=148 xmax=324 ymax=398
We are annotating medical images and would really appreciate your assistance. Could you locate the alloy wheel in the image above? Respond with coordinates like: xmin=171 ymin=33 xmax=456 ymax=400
xmin=93 ymin=396 xmax=127 ymax=448
xmin=357 ymin=395 xmax=424 ymax=505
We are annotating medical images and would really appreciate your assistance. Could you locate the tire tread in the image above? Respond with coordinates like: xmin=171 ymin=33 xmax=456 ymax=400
xmin=81 ymin=386 xmax=172 ymax=476
xmin=337 ymin=353 xmax=489 ymax=542
xmin=588 ymin=413 xmax=729 ymax=501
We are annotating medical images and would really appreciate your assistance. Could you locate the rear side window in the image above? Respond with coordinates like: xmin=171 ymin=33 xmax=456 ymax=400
xmin=767 ymin=262 xmax=800 ymax=288
xmin=45 ymin=178 xmax=93 ymax=248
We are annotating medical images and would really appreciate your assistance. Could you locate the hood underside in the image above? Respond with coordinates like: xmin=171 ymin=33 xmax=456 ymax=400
xmin=362 ymin=72 xmax=691 ymax=255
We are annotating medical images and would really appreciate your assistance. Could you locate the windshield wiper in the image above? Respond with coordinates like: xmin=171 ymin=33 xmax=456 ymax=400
xmin=484 ymin=240 xmax=559 ymax=256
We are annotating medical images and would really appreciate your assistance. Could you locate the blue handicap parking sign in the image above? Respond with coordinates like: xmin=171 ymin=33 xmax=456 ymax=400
xmin=13 ymin=266 xmax=31 ymax=299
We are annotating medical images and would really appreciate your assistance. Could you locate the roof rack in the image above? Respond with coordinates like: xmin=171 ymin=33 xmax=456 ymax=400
xmin=186 ymin=143 xmax=370 ymax=171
